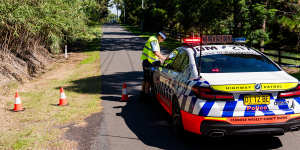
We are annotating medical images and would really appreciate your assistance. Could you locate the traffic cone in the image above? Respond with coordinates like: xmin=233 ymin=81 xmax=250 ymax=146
xmin=58 ymin=87 xmax=68 ymax=106
xmin=121 ymin=83 xmax=128 ymax=101
xmin=13 ymin=91 xmax=25 ymax=112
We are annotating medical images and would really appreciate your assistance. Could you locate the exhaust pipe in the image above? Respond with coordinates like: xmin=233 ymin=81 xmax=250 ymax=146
xmin=208 ymin=131 xmax=225 ymax=138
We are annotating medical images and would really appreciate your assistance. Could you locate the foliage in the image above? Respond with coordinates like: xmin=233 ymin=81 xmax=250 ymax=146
xmin=0 ymin=0 xmax=109 ymax=54
xmin=120 ymin=0 xmax=300 ymax=50
xmin=277 ymin=1 xmax=300 ymax=50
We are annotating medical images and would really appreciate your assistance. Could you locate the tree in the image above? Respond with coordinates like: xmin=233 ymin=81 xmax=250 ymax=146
xmin=278 ymin=0 xmax=300 ymax=50
xmin=112 ymin=0 xmax=122 ymax=20
xmin=121 ymin=0 xmax=299 ymax=51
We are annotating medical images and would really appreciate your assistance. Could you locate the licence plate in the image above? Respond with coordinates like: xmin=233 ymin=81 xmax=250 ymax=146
xmin=244 ymin=95 xmax=270 ymax=105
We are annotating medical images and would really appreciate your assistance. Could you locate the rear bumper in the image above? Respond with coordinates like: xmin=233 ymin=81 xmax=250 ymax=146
xmin=200 ymin=119 xmax=300 ymax=136
xmin=180 ymin=111 xmax=300 ymax=136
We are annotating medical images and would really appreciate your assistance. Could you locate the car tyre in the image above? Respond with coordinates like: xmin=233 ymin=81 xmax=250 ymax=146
xmin=171 ymin=96 xmax=185 ymax=137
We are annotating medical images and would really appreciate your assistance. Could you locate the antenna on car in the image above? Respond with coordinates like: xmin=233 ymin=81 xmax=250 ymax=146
xmin=198 ymin=29 xmax=202 ymax=78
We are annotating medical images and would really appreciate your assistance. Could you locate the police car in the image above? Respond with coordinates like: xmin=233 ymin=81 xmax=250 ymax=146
xmin=151 ymin=35 xmax=300 ymax=137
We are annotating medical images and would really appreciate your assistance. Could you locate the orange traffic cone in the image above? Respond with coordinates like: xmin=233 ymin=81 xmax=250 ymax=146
xmin=13 ymin=91 xmax=25 ymax=112
xmin=58 ymin=87 xmax=68 ymax=106
xmin=121 ymin=83 xmax=128 ymax=101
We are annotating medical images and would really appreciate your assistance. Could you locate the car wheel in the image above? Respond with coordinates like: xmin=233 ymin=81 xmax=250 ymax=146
xmin=171 ymin=96 xmax=184 ymax=137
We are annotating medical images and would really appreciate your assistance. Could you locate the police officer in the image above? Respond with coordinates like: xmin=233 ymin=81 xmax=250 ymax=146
xmin=141 ymin=32 xmax=167 ymax=96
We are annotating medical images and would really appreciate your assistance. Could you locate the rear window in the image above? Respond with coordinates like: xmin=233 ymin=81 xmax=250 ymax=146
xmin=197 ymin=54 xmax=280 ymax=73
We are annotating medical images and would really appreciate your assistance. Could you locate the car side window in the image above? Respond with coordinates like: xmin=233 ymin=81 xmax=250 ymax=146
xmin=170 ymin=50 xmax=189 ymax=72
xmin=163 ymin=49 xmax=179 ymax=69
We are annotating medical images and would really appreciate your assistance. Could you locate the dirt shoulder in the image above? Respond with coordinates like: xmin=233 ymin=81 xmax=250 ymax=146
xmin=0 ymin=50 xmax=102 ymax=150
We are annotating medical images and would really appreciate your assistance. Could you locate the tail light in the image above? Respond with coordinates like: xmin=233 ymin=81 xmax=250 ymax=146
xmin=278 ymin=85 xmax=300 ymax=98
xmin=192 ymin=86 xmax=234 ymax=100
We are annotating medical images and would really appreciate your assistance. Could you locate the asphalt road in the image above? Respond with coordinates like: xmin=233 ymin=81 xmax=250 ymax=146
xmin=92 ymin=24 xmax=300 ymax=150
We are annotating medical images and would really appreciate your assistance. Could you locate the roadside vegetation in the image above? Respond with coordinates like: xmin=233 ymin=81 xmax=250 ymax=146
xmin=264 ymin=49 xmax=300 ymax=65
xmin=0 ymin=0 xmax=108 ymax=149
xmin=0 ymin=24 xmax=102 ymax=149
xmin=0 ymin=0 xmax=109 ymax=85
xmin=121 ymin=17 xmax=300 ymax=78
xmin=292 ymin=72 xmax=300 ymax=79
xmin=116 ymin=0 xmax=300 ymax=73
xmin=115 ymin=0 xmax=300 ymax=54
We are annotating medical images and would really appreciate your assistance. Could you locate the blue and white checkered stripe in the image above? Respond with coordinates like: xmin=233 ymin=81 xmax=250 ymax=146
xmin=180 ymin=96 xmax=300 ymax=117
xmin=177 ymin=79 xmax=300 ymax=117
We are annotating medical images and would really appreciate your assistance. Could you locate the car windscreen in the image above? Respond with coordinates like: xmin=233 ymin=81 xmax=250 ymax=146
xmin=197 ymin=54 xmax=281 ymax=73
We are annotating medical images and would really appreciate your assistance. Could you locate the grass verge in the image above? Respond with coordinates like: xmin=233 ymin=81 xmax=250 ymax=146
xmin=120 ymin=24 xmax=152 ymax=37
xmin=0 ymin=25 xmax=102 ymax=149
xmin=291 ymin=72 xmax=300 ymax=80
xmin=261 ymin=50 xmax=300 ymax=65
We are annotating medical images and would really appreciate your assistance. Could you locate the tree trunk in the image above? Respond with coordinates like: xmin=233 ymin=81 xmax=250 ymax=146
xmin=233 ymin=0 xmax=241 ymax=37
xmin=297 ymin=32 xmax=300 ymax=52
xmin=260 ymin=19 xmax=266 ymax=52
xmin=260 ymin=0 xmax=268 ymax=52
xmin=117 ymin=8 xmax=118 ymax=21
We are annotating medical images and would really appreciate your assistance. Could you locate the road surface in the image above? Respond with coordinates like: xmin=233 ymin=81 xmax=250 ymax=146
xmin=92 ymin=24 xmax=300 ymax=150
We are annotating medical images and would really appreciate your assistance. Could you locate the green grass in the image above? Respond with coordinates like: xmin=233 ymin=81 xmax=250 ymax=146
xmin=264 ymin=49 xmax=300 ymax=65
xmin=291 ymin=72 xmax=300 ymax=80
xmin=264 ymin=50 xmax=300 ymax=58
xmin=1 ymin=50 xmax=101 ymax=149
xmin=120 ymin=24 xmax=152 ymax=38
xmin=80 ymin=51 xmax=99 ymax=64
xmin=81 ymin=21 xmax=103 ymax=41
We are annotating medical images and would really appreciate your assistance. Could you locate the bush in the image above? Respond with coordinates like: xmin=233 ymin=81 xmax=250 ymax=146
xmin=0 ymin=0 xmax=108 ymax=54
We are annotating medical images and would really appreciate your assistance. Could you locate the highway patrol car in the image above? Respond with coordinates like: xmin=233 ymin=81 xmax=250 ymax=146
xmin=152 ymin=35 xmax=300 ymax=137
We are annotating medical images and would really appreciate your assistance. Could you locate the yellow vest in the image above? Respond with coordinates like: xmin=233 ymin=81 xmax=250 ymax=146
xmin=141 ymin=36 xmax=160 ymax=64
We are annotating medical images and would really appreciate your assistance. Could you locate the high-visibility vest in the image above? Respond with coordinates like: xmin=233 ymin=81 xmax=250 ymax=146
xmin=141 ymin=36 xmax=160 ymax=64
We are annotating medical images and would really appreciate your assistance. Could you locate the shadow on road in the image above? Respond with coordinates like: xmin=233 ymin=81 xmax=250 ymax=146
xmin=100 ymin=37 xmax=146 ymax=52
xmin=64 ymin=112 xmax=103 ymax=150
xmin=63 ymin=75 xmax=101 ymax=94
xmin=61 ymin=71 xmax=142 ymax=96
xmin=102 ymin=31 xmax=137 ymax=36
xmin=100 ymin=71 xmax=143 ymax=96
xmin=116 ymin=95 xmax=283 ymax=150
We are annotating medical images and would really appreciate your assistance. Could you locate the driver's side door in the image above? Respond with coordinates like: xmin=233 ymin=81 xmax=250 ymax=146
xmin=153 ymin=48 xmax=187 ymax=115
